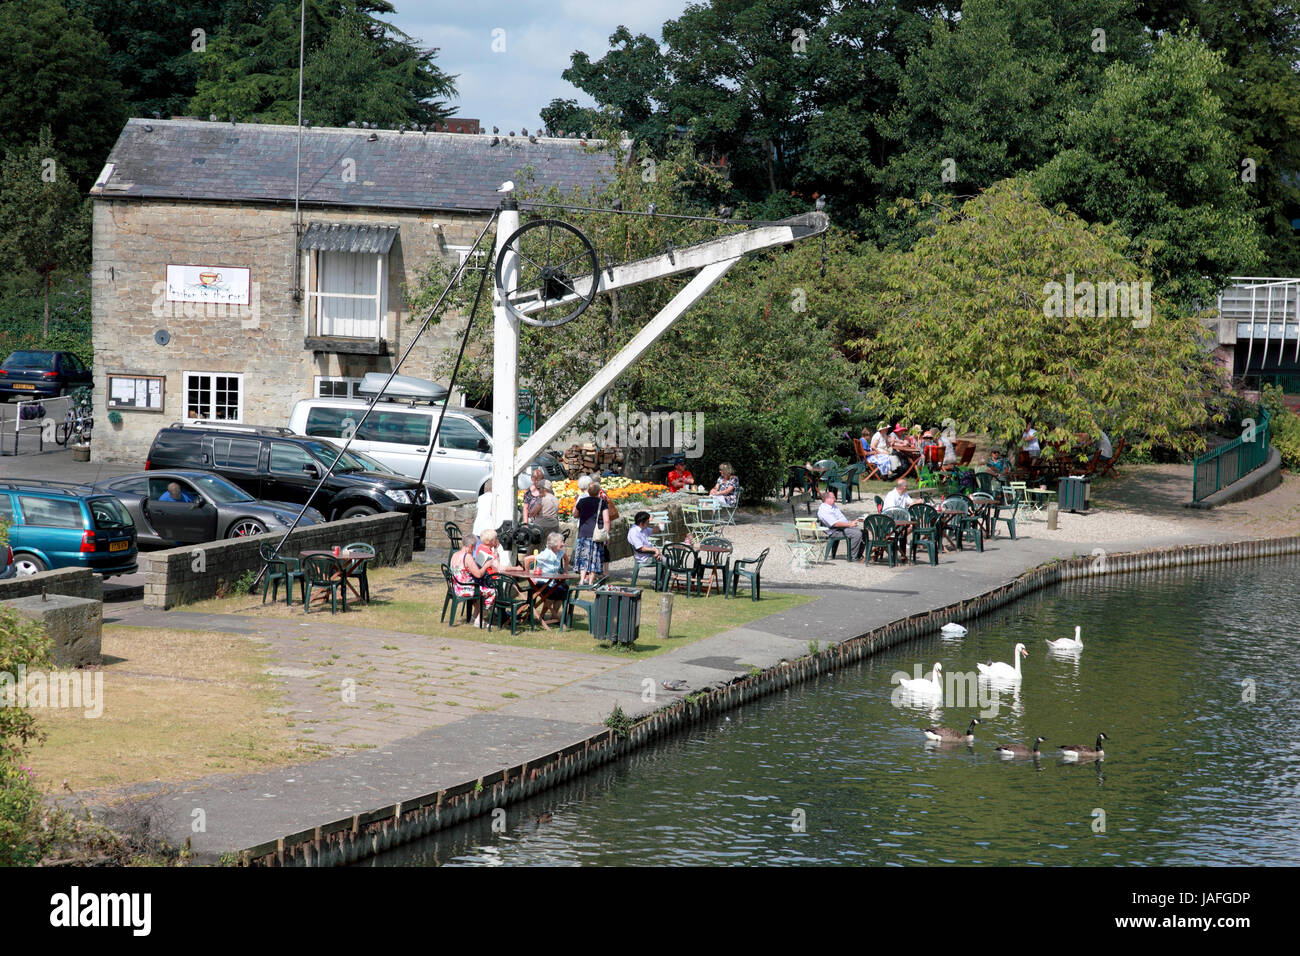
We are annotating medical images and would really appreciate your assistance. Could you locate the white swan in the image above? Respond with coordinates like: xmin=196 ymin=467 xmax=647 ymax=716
xmin=940 ymin=623 xmax=967 ymax=637
xmin=899 ymin=662 xmax=943 ymax=695
xmin=1046 ymin=626 xmax=1084 ymax=651
xmin=977 ymin=643 xmax=1028 ymax=680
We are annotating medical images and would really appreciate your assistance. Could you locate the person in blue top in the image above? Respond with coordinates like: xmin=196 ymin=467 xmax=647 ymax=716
xmin=159 ymin=482 xmax=196 ymax=503
xmin=522 ymin=532 xmax=568 ymax=626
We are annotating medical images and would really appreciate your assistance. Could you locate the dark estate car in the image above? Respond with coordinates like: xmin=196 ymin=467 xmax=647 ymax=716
xmin=0 ymin=480 xmax=137 ymax=577
xmin=0 ymin=350 xmax=93 ymax=400
xmin=92 ymin=471 xmax=327 ymax=549
xmin=144 ymin=423 xmax=457 ymax=549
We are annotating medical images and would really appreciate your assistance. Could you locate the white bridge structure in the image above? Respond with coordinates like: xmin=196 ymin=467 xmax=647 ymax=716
xmin=489 ymin=196 xmax=828 ymax=550
xmin=1207 ymin=277 xmax=1300 ymax=390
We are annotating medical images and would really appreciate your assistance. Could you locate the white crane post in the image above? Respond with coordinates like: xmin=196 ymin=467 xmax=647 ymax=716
xmin=492 ymin=196 xmax=520 ymax=560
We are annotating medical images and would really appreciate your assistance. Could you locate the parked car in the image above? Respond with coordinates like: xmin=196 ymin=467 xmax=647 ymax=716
xmin=144 ymin=423 xmax=452 ymax=550
xmin=287 ymin=373 xmax=567 ymax=500
xmin=0 ymin=350 xmax=93 ymax=400
xmin=0 ymin=479 xmax=137 ymax=577
xmin=92 ymin=471 xmax=327 ymax=548
xmin=315 ymin=439 xmax=454 ymax=505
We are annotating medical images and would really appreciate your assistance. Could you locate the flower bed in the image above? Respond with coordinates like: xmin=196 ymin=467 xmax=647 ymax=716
xmin=518 ymin=478 xmax=670 ymax=518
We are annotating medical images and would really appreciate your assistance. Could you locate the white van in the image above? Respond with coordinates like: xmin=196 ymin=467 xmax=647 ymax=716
xmin=287 ymin=374 xmax=565 ymax=500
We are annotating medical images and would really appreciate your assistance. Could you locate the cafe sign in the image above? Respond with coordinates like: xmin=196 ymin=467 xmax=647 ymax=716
xmin=165 ymin=264 xmax=251 ymax=305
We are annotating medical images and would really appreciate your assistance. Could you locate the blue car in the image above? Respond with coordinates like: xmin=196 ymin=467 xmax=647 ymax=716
xmin=0 ymin=350 xmax=93 ymax=400
xmin=0 ymin=480 xmax=137 ymax=577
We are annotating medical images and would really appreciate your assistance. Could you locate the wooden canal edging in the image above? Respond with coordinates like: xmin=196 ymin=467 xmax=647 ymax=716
xmin=241 ymin=534 xmax=1300 ymax=866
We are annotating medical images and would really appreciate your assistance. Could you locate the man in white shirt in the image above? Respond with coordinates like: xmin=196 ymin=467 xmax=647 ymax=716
xmin=1097 ymin=430 xmax=1113 ymax=460
xmin=882 ymin=479 xmax=913 ymax=512
xmin=817 ymin=491 xmax=863 ymax=559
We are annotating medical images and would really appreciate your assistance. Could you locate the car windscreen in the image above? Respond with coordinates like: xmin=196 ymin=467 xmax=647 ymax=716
xmin=303 ymin=441 xmax=369 ymax=473
xmin=189 ymin=473 xmax=255 ymax=503
xmin=3 ymin=351 xmax=55 ymax=370
xmin=89 ymin=497 xmax=133 ymax=529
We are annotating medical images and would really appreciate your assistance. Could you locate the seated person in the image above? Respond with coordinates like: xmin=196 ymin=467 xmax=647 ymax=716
xmin=666 ymin=460 xmax=695 ymax=492
xmin=867 ymin=422 xmax=894 ymax=477
xmin=709 ymin=463 xmax=739 ymax=507
xmin=981 ymin=449 xmax=1009 ymax=476
xmin=882 ymin=479 xmax=913 ymax=512
xmin=521 ymin=533 xmax=568 ymax=626
xmin=158 ymin=481 xmax=196 ymax=503
xmin=817 ymin=490 xmax=863 ymax=559
xmin=627 ymin=511 xmax=663 ymax=568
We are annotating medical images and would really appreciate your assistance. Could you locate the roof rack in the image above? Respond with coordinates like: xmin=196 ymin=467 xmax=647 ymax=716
xmin=0 ymin=478 xmax=96 ymax=495
xmin=172 ymin=421 xmax=298 ymax=436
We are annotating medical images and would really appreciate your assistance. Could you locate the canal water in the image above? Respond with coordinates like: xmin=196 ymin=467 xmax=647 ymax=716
xmin=366 ymin=557 xmax=1300 ymax=866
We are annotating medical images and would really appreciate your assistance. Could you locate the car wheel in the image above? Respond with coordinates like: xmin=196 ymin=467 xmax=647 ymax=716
xmin=227 ymin=519 xmax=267 ymax=538
xmin=13 ymin=553 xmax=47 ymax=576
xmin=341 ymin=505 xmax=378 ymax=520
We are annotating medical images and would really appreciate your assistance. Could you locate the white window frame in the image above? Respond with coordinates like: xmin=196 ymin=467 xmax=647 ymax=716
xmin=445 ymin=244 xmax=489 ymax=286
xmin=302 ymin=248 xmax=388 ymax=342
xmin=314 ymin=376 xmax=365 ymax=399
xmin=182 ymin=371 xmax=244 ymax=423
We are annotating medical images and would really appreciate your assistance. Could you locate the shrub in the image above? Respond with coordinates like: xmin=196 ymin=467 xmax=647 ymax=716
xmin=694 ymin=419 xmax=785 ymax=504
xmin=1261 ymin=386 xmax=1300 ymax=471
xmin=0 ymin=606 xmax=53 ymax=865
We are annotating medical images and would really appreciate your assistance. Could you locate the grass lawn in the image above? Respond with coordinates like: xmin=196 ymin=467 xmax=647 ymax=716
xmin=182 ymin=563 xmax=812 ymax=658
xmin=26 ymin=625 xmax=324 ymax=795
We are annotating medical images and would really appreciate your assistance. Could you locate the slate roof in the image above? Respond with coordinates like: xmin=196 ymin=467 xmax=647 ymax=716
xmin=92 ymin=119 xmax=624 ymax=212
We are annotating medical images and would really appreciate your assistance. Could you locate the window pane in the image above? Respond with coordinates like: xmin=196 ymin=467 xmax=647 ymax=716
xmin=18 ymin=496 xmax=84 ymax=529
xmin=371 ymin=411 xmax=431 ymax=445
xmin=270 ymin=444 xmax=314 ymax=474
xmin=111 ymin=477 xmax=149 ymax=496
xmin=438 ymin=416 xmax=485 ymax=451
xmin=213 ymin=437 xmax=260 ymax=470
xmin=215 ymin=376 xmax=239 ymax=420
xmin=187 ymin=374 xmax=211 ymax=419
xmin=305 ymin=407 xmax=350 ymax=438
xmin=0 ymin=495 xmax=13 ymax=521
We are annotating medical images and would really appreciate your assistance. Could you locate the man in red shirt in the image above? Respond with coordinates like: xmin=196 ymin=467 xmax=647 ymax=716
xmin=666 ymin=460 xmax=695 ymax=492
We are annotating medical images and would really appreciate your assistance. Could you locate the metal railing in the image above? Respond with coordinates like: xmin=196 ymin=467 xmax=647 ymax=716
xmin=0 ymin=395 xmax=77 ymax=456
xmin=1192 ymin=405 xmax=1271 ymax=501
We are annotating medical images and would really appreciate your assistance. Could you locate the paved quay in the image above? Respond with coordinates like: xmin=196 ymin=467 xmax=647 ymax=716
xmin=88 ymin=466 xmax=1300 ymax=860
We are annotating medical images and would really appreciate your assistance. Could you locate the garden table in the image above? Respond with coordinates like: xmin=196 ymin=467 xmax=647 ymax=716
xmin=300 ymin=549 xmax=374 ymax=604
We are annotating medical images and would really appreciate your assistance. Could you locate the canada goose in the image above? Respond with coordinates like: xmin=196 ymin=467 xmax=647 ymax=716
xmin=977 ymin=643 xmax=1028 ymax=680
xmin=924 ymin=718 xmax=979 ymax=743
xmin=940 ymin=623 xmax=968 ymax=637
xmin=1047 ymin=626 xmax=1084 ymax=651
xmin=899 ymin=662 xmax=943 ymax=695
xmin=1059 ymin=733 xmax=1108 ymax=761
xmin=994 ymin=736 xmax=1045 ymax=758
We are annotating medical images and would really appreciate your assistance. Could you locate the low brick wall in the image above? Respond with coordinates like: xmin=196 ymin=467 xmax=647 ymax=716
xmin=143 ymin=513 xmax=413 ymax=610
xmin=0 ymin=568 xmax=103 ymax=604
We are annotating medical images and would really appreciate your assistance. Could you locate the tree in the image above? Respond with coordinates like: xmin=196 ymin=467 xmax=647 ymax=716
xmin=844 ymin=180 xmax=1223 ymax=457
xmin=1033 ymin=32 xmax=1264 ymax=308
xmin=188 ymin=0 xmax=457 ymax=128
xmin=0 ymin=0 xmax=127 ymax=188
xmin=0 ymin=130 xmax=92 ymax=336
xmin=538 ymin=99 xmax=608 ymax=138
xmin=560 ymin=26 xmax=671 ymax=146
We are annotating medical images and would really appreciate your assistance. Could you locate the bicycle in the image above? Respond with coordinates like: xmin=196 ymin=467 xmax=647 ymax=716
xmin=55 ymin=398 xmax=93 ymax=446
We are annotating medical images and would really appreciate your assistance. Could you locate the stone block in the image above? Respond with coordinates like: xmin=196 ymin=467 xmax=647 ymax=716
xmin=2 ymin=594 xmax=103 ymax=668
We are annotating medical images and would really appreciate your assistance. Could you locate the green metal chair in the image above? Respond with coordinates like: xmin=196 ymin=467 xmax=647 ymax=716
xmin=783 ymin=522 xmax=816 ymax=570
xmin=862 ymin=514 xmax=898 ymax=567
xmin=840 ymin=462 xmax=865 ymax=503
xmin=992 ymin=495 xmax=1019 ymax=539
xmin=941 ymin=496 xmax=984 ymax=552
xmin=784 ymin=465 xmax=814 ymax=512
xmin=561 ymin=575 xmax=607 ymax=630
xmin=629 ymin=552 xmax=662 ymax=589
xmin=441 ymin=564 xmax=480 ymax=626
xmin=680 ymin=504 xmax=715 ymax=545
xmin=659 ymin=543 xmax=700 ymax=596
xmin=444 ymin=521 xmax=462 ymax=562
xmin=728 ymin=548 xmax=769 ymax=601
xmin=822 ymin=462 xmax=850 ymax=502
xmin=969 ymin=492 xmax=998 ymax=539
xmin=303 ymin=554 xmax=347 ymax=614
xmin=973 ymin=472 xmax=1000 ymax=496
xmin=259 ymin=540 xmax=304 ymax=606
xmin=488 ymin=576 xmax=534 ymax=634
xmin=819 ymin=515 xmax=857 ymax=562
xmin=648 ymin=510 xmax=671 ymax=549
xmin=343 ymin=541 xmax=375 ymax=603
xmin=907 ymin=503 xmax=941 ymax=566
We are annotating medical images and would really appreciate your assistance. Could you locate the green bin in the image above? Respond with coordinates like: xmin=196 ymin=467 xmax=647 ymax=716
xmin=592 ymin=587 xmax=642 ymax=644
xmin=1058 ymin=476 xmax=1088 ymax=512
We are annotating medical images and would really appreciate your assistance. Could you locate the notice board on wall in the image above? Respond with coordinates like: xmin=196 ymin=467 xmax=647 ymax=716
xmin=106 ymin=374 xmax=165 ymax=412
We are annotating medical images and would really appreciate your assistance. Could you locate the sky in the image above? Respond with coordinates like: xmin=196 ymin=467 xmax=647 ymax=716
xmin=386 ymin=0 xmax=692 ymax=131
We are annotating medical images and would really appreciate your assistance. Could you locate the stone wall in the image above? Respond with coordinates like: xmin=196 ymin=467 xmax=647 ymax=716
xmin=91 ymin=198 xmax=489 ymax=464
xmin=143 ymin=513 xmax=412 ymax=609
xmin=0 ymin=568 xmax=104 ymax=603
xmin=2 ymin=594 xmax=103 ymax=668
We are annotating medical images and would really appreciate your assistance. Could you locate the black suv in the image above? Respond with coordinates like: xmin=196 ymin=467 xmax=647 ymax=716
xmin=145 ymin=424 xmax=456 ymax=550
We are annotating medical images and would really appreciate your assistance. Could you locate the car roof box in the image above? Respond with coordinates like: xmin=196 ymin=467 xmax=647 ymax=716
xmin=357 ymin=373 xmax=449 ymax=404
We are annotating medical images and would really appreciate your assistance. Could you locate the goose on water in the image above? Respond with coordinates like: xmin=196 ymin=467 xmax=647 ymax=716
xmin=1059 ymin=733 xmax=1108 ymax=762
xmin=994 ymin=736 xmax=1045 ymax=758
xmin=899 ymin=662 xmax=943 ymax=695
xmin=1046 ymin=626 xmax=1084 ymax=651
xmin=924 ymin=718 xmax=979 ymax=743
xmin=977 ymin=643 xmax=1028 ymax=680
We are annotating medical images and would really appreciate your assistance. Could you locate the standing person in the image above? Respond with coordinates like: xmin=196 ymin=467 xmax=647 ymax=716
xmin=472 ymin=479 xmax=497 ymax=537
xmin=709 ymin=462 xmax=739 ymax=507
xmin=535 ymin=479 xmax=561 ymax=537
xmin=817 ymin=491 xmax=863 ymax=560
xmin=522 ymin=467 xmax=545 ymax=523
xmin=522 ymin=532 xmax=568 ymax=627
xmin=1022 ymin=421 xmax=1041 ymax=460
xmin=449 ymin=533 xmax=495 ymax=627
xmin=666 ymin=458 xmax=695 ymax=492
xmin=573 ymin=480 xmax=611 ymax=585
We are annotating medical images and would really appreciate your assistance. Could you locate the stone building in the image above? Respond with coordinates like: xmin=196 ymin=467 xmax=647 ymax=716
xmin=89 ymin=118 xmax=618 ymax=462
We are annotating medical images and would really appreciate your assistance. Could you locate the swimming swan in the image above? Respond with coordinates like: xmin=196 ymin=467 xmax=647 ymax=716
xmin=1046 ymin=626 xmax=1084 ymax=651
xmin=977 ymin=643 xmax=1028 ymax=680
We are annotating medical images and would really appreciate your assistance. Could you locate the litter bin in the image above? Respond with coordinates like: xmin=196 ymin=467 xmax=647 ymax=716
xmin=1058 ymin=476 xmax=1088 ymax=512
xmin=592 ymin=587 xmax=642 ymax=644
